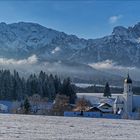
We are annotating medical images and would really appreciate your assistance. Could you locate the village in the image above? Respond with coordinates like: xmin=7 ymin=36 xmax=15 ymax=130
xmin=0 ymin=73 xmax=140 ymax=120
xmin=66 ymin=74 xmax=140 ymax=119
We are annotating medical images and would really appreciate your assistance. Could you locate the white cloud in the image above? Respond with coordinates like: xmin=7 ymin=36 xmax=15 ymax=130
xmin=89 ymin=60 xmax=113 ymax=69
xmin=109 ymin=15 xmax=123 ymax=24
xmin=0 ymin=54 xmax=38 ymax=65
xmin=89 ymin=60 xmax=135 ymax=70
xmin=88 ymin=60 xmax=140 ymax=81
xmin=52 ymin=47 xmax=60 ymax=54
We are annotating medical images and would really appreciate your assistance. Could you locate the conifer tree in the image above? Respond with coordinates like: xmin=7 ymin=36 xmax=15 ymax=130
xmin=61 ymin=77 xmax=76 ymax=104
xmin=24 ymin=98 xmax=30 ymax=114
xmin=103 ymin=82 xmax=111 ymax=97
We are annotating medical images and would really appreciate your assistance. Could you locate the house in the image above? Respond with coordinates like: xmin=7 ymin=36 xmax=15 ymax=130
xmin=98 ymin=102 xmax=113 ymax=113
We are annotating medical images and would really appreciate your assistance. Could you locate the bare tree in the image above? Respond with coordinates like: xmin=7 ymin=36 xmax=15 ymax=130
xmin=52 ymin=94 xmax=71 ymax=116
xmin=75 ymin=97 xmax=91 ymax=115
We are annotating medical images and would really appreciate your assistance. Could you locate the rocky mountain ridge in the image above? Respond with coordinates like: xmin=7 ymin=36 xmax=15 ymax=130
xmin=0 ymin=22 xmax=140 ymax=67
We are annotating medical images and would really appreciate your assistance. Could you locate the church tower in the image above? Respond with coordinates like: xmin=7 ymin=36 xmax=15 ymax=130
xmin=123 ymin=74 xmax=133 ymax=114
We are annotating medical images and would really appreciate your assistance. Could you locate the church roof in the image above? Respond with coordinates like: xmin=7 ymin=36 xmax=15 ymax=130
xmin=124 ymin=74 xmax=132 ymax=84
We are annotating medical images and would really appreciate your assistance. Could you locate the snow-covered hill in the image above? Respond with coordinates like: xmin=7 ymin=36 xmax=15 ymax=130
xmin=0 ymin=114 xmax=140 ymax=140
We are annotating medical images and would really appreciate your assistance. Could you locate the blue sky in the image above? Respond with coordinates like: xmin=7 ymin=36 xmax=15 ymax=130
xmin=0 ymin=0 xmax=140 ymax=39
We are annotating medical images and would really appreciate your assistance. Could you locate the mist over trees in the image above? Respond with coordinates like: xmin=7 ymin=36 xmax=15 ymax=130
xmin=0 ymin=70 xmax=76 ymax=103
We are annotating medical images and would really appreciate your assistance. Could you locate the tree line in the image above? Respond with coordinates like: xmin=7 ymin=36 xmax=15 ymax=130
xmin=0 ymin=70 xmax=76 ymax=104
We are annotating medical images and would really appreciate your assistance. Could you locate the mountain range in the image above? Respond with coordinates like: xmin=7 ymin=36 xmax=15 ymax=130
xmin=0 ymin=22 xmax=140 ymax=85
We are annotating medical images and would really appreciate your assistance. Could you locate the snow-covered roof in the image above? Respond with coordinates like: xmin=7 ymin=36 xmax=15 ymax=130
xmin=100 ymin=98 xmax=115 ymax=106
xmin=98 ymin=103 xmax=112 ymax=108
xmin=87 ymin=107 xmax=102 ymax=112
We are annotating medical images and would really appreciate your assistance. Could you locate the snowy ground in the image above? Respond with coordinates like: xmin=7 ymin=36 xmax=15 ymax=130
xmin=76 ymin=93 xmax=120 ymax=105
xmin=75 ymin=83 xmax=122 ymax=88
xmin=0 ymin=114 xmax=140 ymax=140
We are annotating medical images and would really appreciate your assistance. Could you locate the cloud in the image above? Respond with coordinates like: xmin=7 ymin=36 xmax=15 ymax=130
xmin=109 ymin=15 xmax=123 ymax=24
xmin=89 ymin=60 xmax=135 ymax=70
xmin=51 ymin=47 xmax=61 ymax=54
xmin=0 ymin=54 xmax=38 ymax=65
xmin=88 ymin=60 xmax=140 ymax=81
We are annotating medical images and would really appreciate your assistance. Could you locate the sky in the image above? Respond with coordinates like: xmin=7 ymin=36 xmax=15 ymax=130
xmin=0 ymin=0 xmax=140 ymax=39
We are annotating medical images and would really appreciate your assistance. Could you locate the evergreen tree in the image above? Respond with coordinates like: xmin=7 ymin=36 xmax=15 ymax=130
xmin=27 ymin=74 xmax=38 ymax=96
xmin=54 ymin=75 xmax=61 ymax=94
xmin=21 ymin=77 xmax=26 ymax=100
xmin=61 ymin=77 xmax=76 ymax=104
xmin=48 ymin=74 xmax=56 ymax=101
xmin=38 ymin=71 xmax=46 ymax=97
xmin=13 ymin=70 xmax=23 ymax=100
xmin=103 ymin=82 xmax=111 ymax=97
xmin=24 ymin=98 xmax=30 ymax=114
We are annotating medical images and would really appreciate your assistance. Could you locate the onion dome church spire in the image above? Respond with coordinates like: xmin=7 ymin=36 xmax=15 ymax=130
xmin=124 ymin=73 xmax=132 ymax=84
xmin=123 ymin=73 xmax=133 ymax=114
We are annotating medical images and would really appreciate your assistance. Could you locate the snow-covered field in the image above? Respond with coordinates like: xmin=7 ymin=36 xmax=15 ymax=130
xmin=0 ymin=114 xmax=140 ymax=140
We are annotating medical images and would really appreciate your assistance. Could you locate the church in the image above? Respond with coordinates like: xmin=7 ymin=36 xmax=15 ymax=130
xmin=114 ymin=74 xmax=140 ymax=118
xmin=69 ymin=74 xmax=140 ymax=119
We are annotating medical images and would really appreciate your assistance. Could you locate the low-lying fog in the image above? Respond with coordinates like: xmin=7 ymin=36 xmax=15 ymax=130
xmin=0 ymin=55 xmax=139 ymax=86
xmin=89 ymin=60 xmax=140 ymax=81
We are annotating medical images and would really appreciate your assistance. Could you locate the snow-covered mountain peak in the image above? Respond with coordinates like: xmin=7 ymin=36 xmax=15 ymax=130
xmin=133 ymin=22 xmax=140 ymax=29
xmin=0 ymin=21 xmax=140 ymax=68
xmin=112 ymin=26 xmax=128 ymax=37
